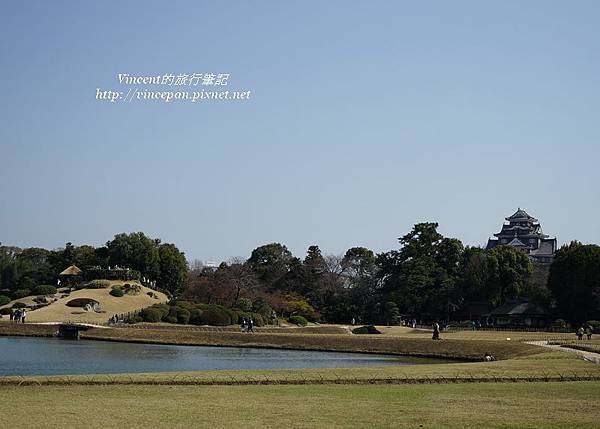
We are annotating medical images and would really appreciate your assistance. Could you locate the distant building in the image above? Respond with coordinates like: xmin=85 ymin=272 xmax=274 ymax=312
xmin=486 ymin=208 xmax=557 ymax=264
xmin=486 ymin=300 xmax=552 ymax=328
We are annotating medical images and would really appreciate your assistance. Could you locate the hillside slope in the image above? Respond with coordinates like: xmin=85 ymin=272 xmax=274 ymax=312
xmin=14 ymin=281 xmax=167 ymax=324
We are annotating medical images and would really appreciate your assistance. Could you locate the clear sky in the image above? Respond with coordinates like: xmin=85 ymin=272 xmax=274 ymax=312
xmin=1 ymin=1 xmax=599 ymax=262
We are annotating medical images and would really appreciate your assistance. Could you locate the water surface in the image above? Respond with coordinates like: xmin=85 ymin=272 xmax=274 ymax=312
xmin=0 ymin=337 xmax=455 ymax=376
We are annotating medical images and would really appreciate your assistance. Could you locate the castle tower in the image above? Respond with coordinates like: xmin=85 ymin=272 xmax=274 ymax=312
xmin=486 ymin=208 xmax=556 ymax=263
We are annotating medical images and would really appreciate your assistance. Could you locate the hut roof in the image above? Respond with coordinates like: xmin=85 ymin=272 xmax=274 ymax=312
xmin=59 ymin=265 xmax=82 ymax=276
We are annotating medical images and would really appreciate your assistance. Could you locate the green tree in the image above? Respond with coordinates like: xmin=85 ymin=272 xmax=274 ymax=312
xmin=487 ymin=245 xmax=533 ymax=305
xmin=342 ymin=247 xmax=376 ymax=278
xmin=383 ymin=301 xmax=400 ymax=325
xmin=106 ymin=232 xmax=161 ymax=280
xmin=247 ymin=243 xmax=293 ymax=287
xmin=548 ymin=241 xmax=600 ymax=323
xmin=377 ymin=223 xmax=464 ymax=319
xmin=157 ymin=243 xmax=188 ymax=295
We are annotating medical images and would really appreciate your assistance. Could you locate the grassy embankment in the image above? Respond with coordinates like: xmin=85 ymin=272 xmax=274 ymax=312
xmin=1 ymin=382 xmax=599 ymax=428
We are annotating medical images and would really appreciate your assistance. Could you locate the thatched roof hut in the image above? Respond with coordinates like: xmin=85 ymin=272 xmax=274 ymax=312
xmin=59 ymin=265 xmax=82 ymax=276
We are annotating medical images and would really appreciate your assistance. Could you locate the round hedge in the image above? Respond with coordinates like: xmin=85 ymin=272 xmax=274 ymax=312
xmin=12 ymin=289 xmax=31 ymax=300
xmin=352 ymin=325 xmax=381 ymax=335
xmin=177 ymin=308 xmax=191 ymax=324
xmin=199 ymin=308 xmax=231 ymax=326
xmin=0 ymin=295 xmax=10 ymax=306
xmin=66 ymin=298 xmax=99 ymax=308
xmin=32 ymin=285 xmax=57 ymax=296
xmin=288 ymin=315 xmax=308 ymax=327
xmin=109 ymin=287 xmax=124 ymax=297
xmin=189 ymin=308 xmax=203 ymax=325
xmin=141 ymin=307 xmax=164 ymax=323
xmin=82 ymin=280 xmax=111 ymax=289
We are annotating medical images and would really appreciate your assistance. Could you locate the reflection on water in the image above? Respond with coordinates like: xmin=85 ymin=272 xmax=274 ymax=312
xmin=0 ymin=337 xmax=454 ymax=376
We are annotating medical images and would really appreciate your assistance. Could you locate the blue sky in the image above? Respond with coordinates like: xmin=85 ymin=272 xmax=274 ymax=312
xmin=1 ymin=1 xmax=599 ymax=262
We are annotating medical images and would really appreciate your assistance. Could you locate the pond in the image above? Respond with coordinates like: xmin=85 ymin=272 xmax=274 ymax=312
xmin=0 ymin=337 xmax=456 ymax=376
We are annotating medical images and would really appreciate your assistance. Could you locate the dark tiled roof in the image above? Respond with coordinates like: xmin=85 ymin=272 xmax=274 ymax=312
xmin=490 ymin=301 xmax=548 ymax=316
xmin=506 ymin=208 xmax=538 ymax=222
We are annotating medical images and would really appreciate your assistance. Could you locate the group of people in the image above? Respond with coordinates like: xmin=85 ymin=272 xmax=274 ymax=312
xmin=240 ymin=317 xmax=254 ymax=333
xmin=576 ymin=324 xmax=594 ymax=340
xmin=9 ymin=309 xmax=27 ymax=324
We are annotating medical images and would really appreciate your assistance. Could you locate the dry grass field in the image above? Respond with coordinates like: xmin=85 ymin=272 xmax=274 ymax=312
xmin=1 ymin=322 xmax=599 ymax=428
xmin=374 ymin=325 xmax=582 ymax=342
xmin=1 ymin=382 xmax=599 ymax=428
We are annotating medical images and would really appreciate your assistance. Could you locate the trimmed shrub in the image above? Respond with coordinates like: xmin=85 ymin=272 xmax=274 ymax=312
xmin=288 ymin=315 xmax=308 ymax=327
xmin=109 ymin=286 xmax=124 ymax=297
xmin=552 ymin=319 xmax=568 ymax=329
xmin=122 ymin=284 xmax=141 ymax=295
xmin=84 ymin=268 xmax=141 ymax=281
xmin=199 ymin=307 xmax=232 ymax=326
xmin=0 ymin=295 xmax=10 ymax=306
xmin=127 ymin=315 xmax=143 ymax=324
xmin=163 ymin=306 xmax=182 ymax=324
xmin=0 ymin=307 xmax=12 ymax=315
xmin=189 ymin=308 xmax=203 ymax=325
xmin=587 ymin=320 xmax=600 ymax=331
xmin=12 ymin=289 xmax=31 ymax=300
xmin=251 ymin=313 xmax=265 ymax=327
xmin=148 ymin=304 xmax=170 ymax=320
xmin=352 ymin=325 xmax=381 ymax=335
xmin=177 ymin=308 xmax=191 ymax=324
xmin=12 ymin=302 xmax=27 ymax=309
xmin=32 ymin=285 xmax=57 ymax=296
xmin=141 ymin=307 xmax=164 ymax=323
xmin=289 ymin=300 xmax=320 ymax=322
xmin=82 ymin=280 xmax=111 ymax=289
xmin=235 ymin=297 xmax=253 ymax=312
xmin=66 ymin=298 xmax=99 ymax=308
xmin=253 ymin=301 xmax=273 ymax=320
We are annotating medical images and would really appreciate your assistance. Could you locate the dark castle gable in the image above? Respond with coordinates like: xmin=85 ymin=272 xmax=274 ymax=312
xmin=486 ymin=208 xmax=556 ymax=264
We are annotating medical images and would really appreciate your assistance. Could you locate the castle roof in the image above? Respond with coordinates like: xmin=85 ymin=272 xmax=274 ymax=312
xmin=506 ymin=208 xmax=538 ymax=223
xmin=507 ymin=237 xmax=528 ymax=247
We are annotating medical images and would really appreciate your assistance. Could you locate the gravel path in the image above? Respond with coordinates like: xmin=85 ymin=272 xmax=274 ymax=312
xmin=526 ymin=340 xmax=600 ymax=364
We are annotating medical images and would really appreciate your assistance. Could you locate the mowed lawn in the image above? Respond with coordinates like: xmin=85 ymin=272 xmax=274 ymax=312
xmin=1 ymin=382 xmax=598 ymax=428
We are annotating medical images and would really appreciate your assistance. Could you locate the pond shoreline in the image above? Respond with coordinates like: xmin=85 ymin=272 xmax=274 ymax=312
xmin=0 ymin=322 xmax=540 ymax=361
xmin=1 ymin=336 xmax=428 ymax=377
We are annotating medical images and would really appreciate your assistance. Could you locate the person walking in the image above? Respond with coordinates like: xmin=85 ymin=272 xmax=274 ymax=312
xmin=21 ymin=309 xmax=26 ymax=324
xmin=585 ymin=324 xmax=593 ymax=340
xmin=248 ymin=317 xmax=254 ymax=333
xmin=432 ymin=321 xmax=440 ymax=340
xmin=577 ymin=326 xmax=584 ymax=340
xmin=240 ymin=317 xmax=247 ymax=333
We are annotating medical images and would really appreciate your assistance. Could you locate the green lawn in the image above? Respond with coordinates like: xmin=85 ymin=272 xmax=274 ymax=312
xmin=1 ymin=382 xmax=598 ymax=428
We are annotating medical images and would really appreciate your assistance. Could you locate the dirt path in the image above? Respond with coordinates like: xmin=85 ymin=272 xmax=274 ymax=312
xmin=526 ymin=340 xmax=600 ymax=364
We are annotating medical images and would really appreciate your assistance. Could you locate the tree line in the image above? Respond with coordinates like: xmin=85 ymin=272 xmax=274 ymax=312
xmin=0 ymin=232 xmax=188 ymax=299
xmin=1 ymin=224 xmax=599 ymax=324
xmin=186 ymin=223 xmax=599 ymax=325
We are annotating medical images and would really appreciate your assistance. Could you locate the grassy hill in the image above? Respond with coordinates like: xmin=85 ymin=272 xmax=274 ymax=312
xmin=2 ymin=281 xmax=167 ymax=324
